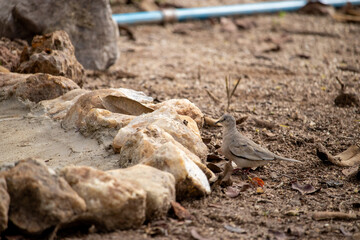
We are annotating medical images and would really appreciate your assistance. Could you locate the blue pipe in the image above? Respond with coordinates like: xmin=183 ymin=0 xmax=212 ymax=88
xmin=112 ymin=0 xmax=360 ymax=25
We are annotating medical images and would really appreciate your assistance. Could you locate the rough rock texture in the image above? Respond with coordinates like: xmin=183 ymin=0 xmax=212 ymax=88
xmin=4 ymin=159 xmax=86 ymax=234
xmin=0 ymin=37 xmax=28 ymax=71
xmin=61 ymin=88 xmax=151 ymax=131
xmin=0 ymin=0 xmax=119 ymax=70
xmin=108 ymin=164 xmax=176 ymax=220
xmin=0 ymin=72 xmax=80 ymax=103
xmin=17 ymin=31 xmax=85 ymax=86
xmin=113 ymin=107 xmax=208 ymax=161
xmin=149 ymin=99 xmax=205 ymax=128
xmin=0 ymin=176 xmax=10 ymax=233
xmin=37 ymin=89 xmax=90 ymax=120
xmin=113 ymin=109 xmax=212 ymax=199
xmin=60 ymin=166 xmax=146 ymax=230
xmin=144 ymin=141 xmax=211 ymax=199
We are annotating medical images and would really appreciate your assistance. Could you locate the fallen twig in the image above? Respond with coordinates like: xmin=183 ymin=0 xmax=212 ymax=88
xmin=332 ymin=12 xmax=360 ymax=23
xmin=248 ymin=63 xmax=294 ymax=75
xmin=205 ymin=89 xmax=221 ymax=104
xmin=282 ymin=29 xmax=340 ymax=38
xmin=312 ymin=211 xmax=358 ymax=220
xmin=337 ymin=65 xmax=360 ymax=73
xmin=224 ymin=75 xmax=241 ymax=112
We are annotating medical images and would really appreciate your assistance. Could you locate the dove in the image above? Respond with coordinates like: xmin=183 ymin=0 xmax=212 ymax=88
xmin=215 ymin=114 xmax=301 ymax=169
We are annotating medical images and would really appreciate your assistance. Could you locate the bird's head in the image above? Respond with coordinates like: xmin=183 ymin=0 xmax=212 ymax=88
xmin=215 ymin=114 xmax=236 ymax=128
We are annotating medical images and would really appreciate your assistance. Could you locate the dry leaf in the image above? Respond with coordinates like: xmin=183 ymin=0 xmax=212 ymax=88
xmin=311 ymin=211 xmax=357 ymax=220
xmin=339 ymin=226 xmax=352 ymax=237
xmin=317 ymin=144 xmax=360 ymax=167
xmin=253 ymin=118 xmax=276 ymax=129
xmin=170 ymin=201 xmax=192 ymax=220
xmin=269 ymin=229 xmax=287 ymax=240
xmin=235 ymin=116 xmax=248 ymax=125
xmin=101 ymin=95 xmax=153 ymax=116
xmin=326 ymin=180 xmax=343 ymax=188
xmin=236 ymin=181 xmax=252 ymax=192
xmin=251 ymin=177 xmax=265 ymax=187
xmin=204 ymin=116 xmax=220 ymax=127
xmin=224 ymin=224 xmax=246 ymax=234
xmin=342 ymin=166 xmax=359 ymax=177
xmin=256 ymin=187 xmax=264 ymax=194
xmin=225 ymin=186 xmax=240 ymax=198
xmin=190 ymin=228 xmax=212 ymax=240
xmin=285 ymin=209 xmax=300 ymax=216
xmin=291 ymin=181 xmax=317 ymax=195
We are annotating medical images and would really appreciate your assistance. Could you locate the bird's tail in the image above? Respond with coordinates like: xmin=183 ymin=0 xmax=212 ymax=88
xmin=276 ymin=156 xmax=302 ymax=163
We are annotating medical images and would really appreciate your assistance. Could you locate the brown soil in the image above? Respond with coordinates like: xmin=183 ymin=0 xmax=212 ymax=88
xmin=78 ymin=4 xmax=360 ymax=240
xmin=3 ymin=1 xmax=360 ymax=239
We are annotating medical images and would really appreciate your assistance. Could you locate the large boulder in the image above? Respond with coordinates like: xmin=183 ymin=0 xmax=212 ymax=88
xmin=113 ymin=109 xmax=212 ymax=199
xmin=0 ymin=0 xmax=119 ymax=70
xmin=4 ymin=159 xmax=86 ymax=234
xmin=0 ymin=37 xmax=28 ymax=72
xmin=108 ymin=164 xmax=176 ymax=220
xmin=0 ymin=72 xmax=80 ymax=103
xmin=17 ymin=31 xmax=85 ymax=86
xmin=60 ymin=166 xmax=146 ymax=231
xmin=113 ymin=107 xmax=208 ymax=162
xmin=0 ymin=176 xmax=10 ymax=233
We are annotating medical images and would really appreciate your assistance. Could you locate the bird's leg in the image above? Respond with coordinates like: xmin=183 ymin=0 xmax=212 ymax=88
xmin=232 ymin=167 xmax=250 ymax=175
xmin=243 ymin=168 xmax=251 ymax=175
xmin=232 ymin=168 xmax=242 ymax=175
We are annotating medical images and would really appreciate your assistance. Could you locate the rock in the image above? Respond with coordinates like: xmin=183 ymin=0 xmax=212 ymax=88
xmin=0 ymin=176 xmax=10 ymax=233
xmin=62 ymin=88 xmax=152 ymax=131
xmin=60 ymin=166 xmax=146 ymax=230
xmin=149 ymin=99 xmax=205 ymax=128
xmin=17 ymin=31 xmax=85 ymax=86
xmin=38 ymin=89 xmax=90 ymax=120
xmin=0 ymin=72 xmax=80 ymax=103
xmin=83 ymin=108 xmax=135 ymax=146
xmin=113 ymin=110 xmax=212 ymax=199
xmin=144 ymin=141 xmax=211 ymax=199
xmin=4 ymin=159 xmax=86 ymax=234
xmin=0 ymin=37 xmax=28 ymax=71
xmin=0 ymin=66 xmax=10 ymax=73
xmin=108 ymin=164 xmax=176 ymax=220
xmin=0 ymin=0 xmax=119 ymax=70
xmin=113 ymin=107 xmax=208 ymax=162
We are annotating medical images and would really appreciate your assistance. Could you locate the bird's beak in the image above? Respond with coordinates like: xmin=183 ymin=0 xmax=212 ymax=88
xmin=214 ymin=119 xmax=223 ymax=125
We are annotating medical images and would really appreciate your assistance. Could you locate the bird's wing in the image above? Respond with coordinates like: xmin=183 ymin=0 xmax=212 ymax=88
xmin=229 ymin=139 xmax=275 ymax=161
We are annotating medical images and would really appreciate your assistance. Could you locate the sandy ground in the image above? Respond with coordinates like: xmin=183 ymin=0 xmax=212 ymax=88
xmin=0 ymin=98 xmax=119 ymax=171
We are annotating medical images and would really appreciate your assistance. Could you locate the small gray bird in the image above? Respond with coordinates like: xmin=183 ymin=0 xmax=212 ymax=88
xmin=215 ymin=114 xmax=301 ymax=169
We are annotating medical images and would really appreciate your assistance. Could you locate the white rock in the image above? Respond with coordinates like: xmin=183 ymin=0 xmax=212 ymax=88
xmin=108 ymin=164 xmax=175 ymax=220
xmin=113 ymin=107 xmax=208 ymax=161
xmin=114 ymin=118 xmax=211 ymax=199
xmin=60 ymin=166 xmax=146 ymax=230
xmin=149 ymin=99 xmax=204 ymax=128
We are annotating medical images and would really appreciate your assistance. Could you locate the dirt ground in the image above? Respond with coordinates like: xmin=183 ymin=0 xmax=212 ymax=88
xmin=2 ymin=1 xmax=360 ymax=239
xmin=79 ymin=3 xmax=360 ymax=239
